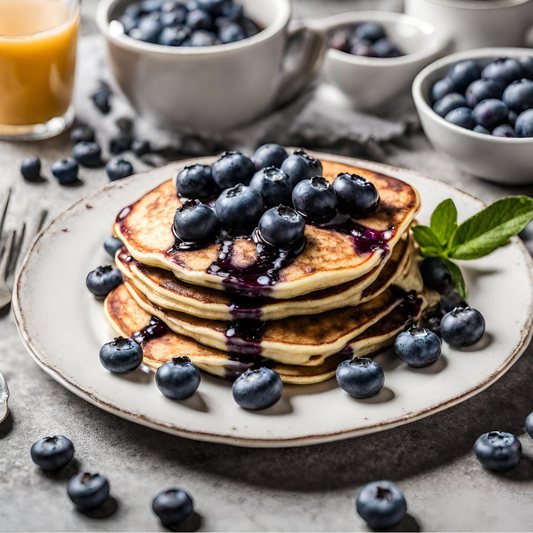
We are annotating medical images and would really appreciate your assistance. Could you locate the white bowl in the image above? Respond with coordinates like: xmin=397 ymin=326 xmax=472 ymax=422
xmin=309 ymin=11 xmax=451 ymax=111
xmin=412 ymin=47 xmax=533 ymax=185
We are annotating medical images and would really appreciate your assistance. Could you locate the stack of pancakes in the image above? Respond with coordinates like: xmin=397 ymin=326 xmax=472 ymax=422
xmin=105 ymin=159 xmax=433 ymax=385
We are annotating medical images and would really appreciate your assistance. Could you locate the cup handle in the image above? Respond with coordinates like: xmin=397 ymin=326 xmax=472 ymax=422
xmin=273 ymin=20 xmax=327 ymax=108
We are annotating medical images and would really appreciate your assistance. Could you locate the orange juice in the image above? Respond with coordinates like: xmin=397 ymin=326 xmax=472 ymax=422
xmin=0 ymin=0 xmax=79 ymax=126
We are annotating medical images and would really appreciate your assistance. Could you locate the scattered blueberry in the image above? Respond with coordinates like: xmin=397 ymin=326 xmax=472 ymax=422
xmin=51 ymin=158 xmax=79 ymax=185
xmin=110 ymin=132 xmax=133 ymax=154
xmin=249 ymin=166 xmax=293 ymax=208
xmin=215 ymin=183 xmax=264 ymax=233
xmin=158 ymin=25 xmax=190 ymax=45
xmin=473 ymin=98 xmax=510 ymax=131
xmin=440 ymin=306 xmax=485 ymax=347
xmin=258 ymin=206 xmax=305 ymax=247
xmin=394 ymin=326 xmax=442 ymax=368
xmin=444 ymin=107 xmax=476 ymax=130
xmin=473 ymin=431 xmax=521 ymax=471
xmin=21 ymin=156 xmax=42 ymax=182
xmin=419 ymin=257 xmax=451 ymax=291
xmin=448 ymin=59 xmax=481 ymax=93
xmin=465 ymin=78 xmax=502 ymax=108
xmin=431 ymin=77 xmax=455 ymax=103
xmin=473 ymin=124 xmax=490 ymax=135
xmin=72 ymin=142 xmax=102 ymax=168
xmin=173 ymin=200 xmax=220 ymax=242
xmin=492 ymin=124 xmax=516 ymax=138
xmin=292 ymin=176 xmax=337 ymax=222
xmin=502 ymin=78 xmax=533 ymax=114
xmin=91 ymin=85 xmax=111 ymax=115
xmin=252 ymin=143 xmax=288 ymax=171
xmin=354 ymin=22 xmax=386 ymax=43
xmin=440 ymin=287 xmax=467 ymax=314
xmin=356 ymin=480 xmax=407 ymax=530
xmin=211 ymin=151 xmax=255 ymax=189
xmin=481 ymin=57 xmax=523 ymax=87
xmin=516 ymin=108 xmax=533 ymax=137
xmin=526 ymin=412 xmax=533 ymax=439
xmin=155 ymin=356 xmax=201 ymax=400
xmin=336 ymin=357 xmax=384 ymax=399
xmin=30 ymin=435 xmax=74 ymax=471
xmin=175 ymin=164 xmax=217 ymax=200
xmin=106 ymin=157 xmax=134 ymax=181
xmin=100 ymin=336 xmax=143 ymax=373
xmin=104 ymin=237 xmax=124 ymax=258
xmin=433 ymin=93 xmax=467 ymax=118
xmin=280 ymin=150 xmax=323 ymax=187
xmin=131 ymin=138 xmax=152 ymax=156
xmin=232 ymin=367 xmax=283 ymax=410
xmin=518 ymin=56 xmax=533 ymax=79
xmin=152 ymin=489 xmax=194 ymax=527
xmin=68 ymin=473 xmax=110 ymax=511
xmin=70 ymin=125 xmax=95 ymax=144
xmin=86 ymin=266 xmax=123 ymax=297
xmin=332 ymin=173 xmax=380 ymax=217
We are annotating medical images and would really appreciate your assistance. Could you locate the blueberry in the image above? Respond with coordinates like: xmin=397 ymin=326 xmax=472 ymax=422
xmin=70 ymin=125 xmax=95 ymax=144
xmin=110 ymin=132 xmax=133 ymax=154
xmin=186 ymin=8 xmax=212 ymax=30
xmin=350 ymin=40 xmax=375 ymax=57
xmin=51 ymin=158 xmax=79 ymax=185
xmin=473 ymin=124 xmax=491 ymax=135
xmin=176 ymin=164 xmax=217 ymax=199
xmin=21 ymin=156 xmax=42 ymax=182
xmin=221 ymin=1 xmax=244 ymax=20
xmin=116 ymin=117 xmax=134 ymax=134
xmin=465 ymin=78 xmax=502 ymax=108
xmin=131 ymin=138 xmax=152 ymax=156
xmin=473 ymin=99 xmax=510 ymax=130
xmin=492 ymin=124 xmax=516 ymax=137
xmin=336 ymin=357 xmax=384 ymax=399
xmin=197 ymin=0 xmax=226 ymax=16
xmin=211 ymin=151 xmax=255 ymax=189
xmin=91 ymin=85 xmax=111 ymax=114
xmin=72 ymin=142 xmax=102 ymax=168
xmin=440 ymin=306 xmax=485 ymax=347
xmin=448 ymin=59 xmax=481 ymax=93
xmin=419 ymin=257 xmax=451 ymax=291
xmin=516 ymin=109 xmax=533 ymax=137
xmin=292 ymin=176 xmax=337 ymax=222
xmin=215 ymin=183 xmax=264 ymax=233
xmin=518 ymin=56 xmax=533 ymax=79
xmin=329 ymin=29 xmax=350 ymax=53
xmin=185 ymin=29 xmax=219 ymax=46
xmin=68 ymin=473 xmax=110 ymax=511
xmin=332 ymin=173 xmax=379 ymax=217
xmin=502 ymin=78 xmax=533 ymax=114
xmin=104 ymin=237 xmax=124 ymax=258
xmin=152 ymin=488 xmax=193 ymax=526
xmin=354 ymin=22 xmax=385 ymax=43
xmin=508 ymin=110 xmax=518 ymax=126
xmin=280 ymin=150 xmax=323 ymax=187
xmin=106 ymin=157 xmax=134 ymax=181
xmin=372 ymin=38 xmax=402 ymax=58
xmin=253 ymin=143 xmax=288 ymax=171
xmin=218 ymin=21 xmax=245 ymax=43
xmin=155 ymin=356 xmax=201 ymax=400
xmin=431 ymin=77 xmax=455 ymax=103
xmin=173 ymin=200 xmax=220 ymax=242
xmin=356 ymin=480 xmax=407 ymax=530
xmin=86 ymin=265 xmax=123 ymax=297
xmin=433 ymin=93 xmax=467 ymax=118
xmin=136 ymin=12 xmax=164 ymax=42
xmin=240 ymin=16 xmax=259 ymax=38
xmin=140 ymin=0 xmax=164 ymax=12
xmin=444 ymin=107 xmax=476 ymax=130
xmin=473 ymin=431 xmax=521 ymax=471
xmin=100 ymin=336 xmax=143 ymax=373
xmin=232 ymin=367 xmax=283 ymax=410
xmin=160 ymin=6 xmax=187 ymax=26
xmin=249 ymin=167 xmax=293 ymax=208
xmin=394 ymin=326 xmax=441 ymax=368
xmin=481 ymin=57 xmax=523 ymax=87
xmin=120 ymin=13 xmax=139 ymax=33
xmin=440 ymin=287 xmax=467 ymax=314
xmin=526 ymin=412 xmax=533 ymax=439
xmin=258 ymin=206 xmax=305 ymax=247
xmin=124 ymin=3 xmax=143 ymax=18
xmin=30 ymin=435 xmax=74 ymax=470
xmin=158 ymin=24 xmax=190 ymax=45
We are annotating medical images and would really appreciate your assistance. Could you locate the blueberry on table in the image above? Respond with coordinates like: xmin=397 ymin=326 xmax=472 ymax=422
xmin=492 ymin=124 xmax=516 ymax=138
xmin=292 ymin=176 xmax=337 ymax=222
xmin=473 ymin=431 xmax=521 ymax=471
xmin=481 ymin=57 xmax=523 ymax=87
xmin=104 ymin=237 xmax=124 ymax=258
xmin=394 ymin=326 xmax=442 ymax=368
xmin=473 ymin=124 xmax=490 ymax=135
xmin=249 ymin=166 xmax=293 ymax=208
xmin=21 ymin=156 xmax=42 ymax=182
xmin=212 ymin=151 xmax=255 ymax=189
xmin=173 ymin=200 xmax=220 ymax=242
xmin=155 ymin=356 xmax=201 ymax=400
xmin=502 ymin=79 xmax=533 ymax=114
xmin=444 ymin=107 xmax=476 ymax=130
xmin=473 ymin=99 xmax=510 ymax=131
xmin=518 ymin=56 xmax=533 ymax=79
xmin=72 ymin=142 xmax=102 ymax=168
xmin=86 ymin=266 xmax=123 ymax=297
xmin=215 ymin=183 xmax=264 ymax=233
xmin=68 ymin=473 xmax=110 ymax=511
xmin=280 ymin=150 xmax=323 ymax=187
xmin=30 ymin=435 xmax=74 ymax=471
xmin=70 ymin=125 xmax=95 ymax=144
xmin=131 ymin=138 xmax=152 ymax=156
xmin=100 ymin=336 xmax=143 ymax=373
xmin=419 ymin=257 xmax=451 ymax=292
xmin=431 ymin=77 xmax=456 ymax=103
xmin=526 ymin=412 xmax=533 ymax=439
xmin=51 ymin=158 xmax=79 ymax=185
xmin=253 ymin=144 xmax=288 ymax=172
xmin=516 ymin=109 xmax=533 ymax=137
xmin=152 ymin=488 xmax=194 ymax=527
xmin=91 ymin=85 xmax=111 ymax=115
xmin=440 ymin=306 xmax=485 ymax=347
xmin=356 ymin=480 xmax=407 ymax=530
xmin=110 ymin=132 xmax=133 ymax=154
xmin=258 ymin=206 xmax=305 ymax=247
xmin=448 ymin=59 xmax=481 ymax=93
xmin=175 ymin=164 xmax=217 ymax=200
xmin=106 ymin=157 xmax=134 ymax=181
xmin=354 ymin=22 xmax=385 ymax=43
xmin=232 ymin=367 xmax=283 ymax=410
xmin=433 ymin=93 xmax=467 ymax=118
xmin=332 ymin=173 xmax=380 ymax=217
xmin=158 ymin=25 xmax=190 ymax=45
xmin=336 ymin=357 xmax=384 ymax=399
xmin=465 ymin=78 xmax=502 ymax=109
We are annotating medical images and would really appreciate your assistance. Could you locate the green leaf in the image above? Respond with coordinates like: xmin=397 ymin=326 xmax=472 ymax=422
xmin=441 ymin=257 xmax=467 ymax=299
xmin=412 ymin=225 xmax=443 ymax=257
xmin=430 ymin=199 xmax=458 ymax=248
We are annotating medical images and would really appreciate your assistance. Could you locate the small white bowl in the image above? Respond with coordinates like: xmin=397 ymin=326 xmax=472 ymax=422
xmin=413 ymin=47 xmax=533 ymax=185
xmin=309 ymin=11 xmax=451 ymax=112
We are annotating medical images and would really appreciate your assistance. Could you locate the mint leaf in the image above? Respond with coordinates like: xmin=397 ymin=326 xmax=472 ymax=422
xmin=430 ymin=199 xmax=457 ymax=247
xmin=441 ymin=257 xmax=466 ymax=299
xmin=412 ymin=225 xmax=443 ymax=257
xmin=448 ymin=196 xmax=533 ymax=260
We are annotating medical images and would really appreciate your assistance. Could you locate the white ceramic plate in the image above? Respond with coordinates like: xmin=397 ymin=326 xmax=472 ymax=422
xmin=13 ymin=152 xmax=533 ymax=448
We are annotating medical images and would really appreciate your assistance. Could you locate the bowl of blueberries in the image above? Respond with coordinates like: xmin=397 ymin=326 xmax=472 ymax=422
xmin=413 ymin=48 xmax=533 ymax=184
xmin=314 ymin=11 xmax=450 ymax=111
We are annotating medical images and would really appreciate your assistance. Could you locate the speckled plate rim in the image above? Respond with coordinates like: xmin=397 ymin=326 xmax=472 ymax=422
xmin=12 ymin=151 xmax=533 ymax=448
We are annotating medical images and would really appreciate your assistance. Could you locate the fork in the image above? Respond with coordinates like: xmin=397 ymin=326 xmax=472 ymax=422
xmin=0 ymin=230 xmax=15 ymax=312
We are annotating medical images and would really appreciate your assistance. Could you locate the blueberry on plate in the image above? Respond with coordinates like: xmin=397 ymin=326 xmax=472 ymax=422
xmin=440 ymin=286 xmax=467 ymax=314
xmin=215 ymin=183 xmax=264 ymax=233
xmin=354 ymin=22 xmax=385 ymax=43
xmin=232 ymin=367 xmax=283 ymax=410
xmin=258 ymin=206 xmax=305 ymax=247
xmin=373 ymin=38 xmax=402 ymax=58
xmin=433 ymin=93 xmax=467 ymax=118
xmin=104 ymin=237 xmax=124 ymax=258
xmin=356 ymin=480 xmax=407 ymax=530
xmin=431 ymin=77 xmax=456 ymax=103
xmin=419 ymin=257 xmax=451 ymax=292
xmin=212 ymin=151 xmax=255 ymax=189
xmin=518 ymin=55 xmax=533 ymax=79
xmin=292 ymin=176 xmax=337 ymax=222
xmin=106 ymin=157 xmax=134 ymax=181
xmin=21 ymin=156 xmax=42 ymax=182
xmin=218 ymin=21 xmax=246 ymax=43
xmin=444 ymin=107 xmax=476 ymax=130
xmin=72 ymin=142 xmax=102 ymax=168
xmin=481 ymin=57 xmax=523 ymax=87
xmin=51 ymin=158 xmax=79 ymax=185
xmin=465 ymin=78 xmax=502 ymax=109
xmin=516 ymin=108 xmax=533 ymax=137
xmin=503 ymin=78 xmax=533 ymax=114
xmin=100 ymin=336 xmax=143 ymax=373
xmin=280 ymin=150 xmax=323 ymax=187
xmin=68 ymin=473 xmax=110 ymax=511
xmin=473 ymin=431 xmax=521 ymax=471
xmin=394 ymin=326 xmax=441 ymax=368
xmin=336 ymin=357 xmax=384 ymax=399
xmin=152 ymin=488 xmax=193 ymax=527
xmin=448 ymin=59 xmax=481 ymax=93
xmin=185 ymin=29 xmax=220 ymax=46
xmin=249 ymin=166 xmax=293 ymax=208
xmin=70 ymin=125 xmax=95 ymax=144
xmin=86 ymin=266 xmax=123 ymax=297
xmin=492 ymin=124 xmax=516 ymax=138
xmin=131 ymin=138 xmax=152 ymax=156
xmin=173 ymin=200 xmax=220 ymax=242
xmin=440 ymin=306 xmax=485 ymax=347
xmin=30 ymin=435 xmax=74 ymax=470
xmin=526 ymin=412 xmax=533 ymax=439
xmin=332 ymin=173 xmax=380 ymax=217
xmin=175 ymin=164 xmax=217 ymax=200
xmin=186 ymin=8 xmax=212 ymax=30
xmin=473 ymin=98 xmax=510 ymax=131
xmin=91 ymin=85 xmax=111 ymax=114
xmin=135 ymin=12 xmax=164 ymax=42
xmin=110 ymin=132 xmax=133 ymax=154
xmin=155 ymin=356 xmax=201 ymax=400
xmin=473 ymin=124 xmax=491 ymax=135
xmin=252 ymin=143 xmax=288 ymax=171
xmin=158 ymin=25 xmax=190 ymax=45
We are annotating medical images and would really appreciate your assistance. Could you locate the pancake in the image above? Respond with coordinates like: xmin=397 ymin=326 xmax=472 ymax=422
xmin=114 ymin=159 xmax=420 ymax=299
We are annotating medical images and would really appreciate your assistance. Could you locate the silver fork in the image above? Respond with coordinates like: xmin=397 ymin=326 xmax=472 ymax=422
xmin=0 ymin=230 xmax=15 ymax=312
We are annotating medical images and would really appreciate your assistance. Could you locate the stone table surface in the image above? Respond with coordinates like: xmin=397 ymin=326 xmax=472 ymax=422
xmin=3 ymin=1 xmax=533 ymax=532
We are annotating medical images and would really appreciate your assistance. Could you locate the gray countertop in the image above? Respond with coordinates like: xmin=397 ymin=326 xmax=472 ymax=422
xmin=3 ymin=1 xmax=533 ymax=531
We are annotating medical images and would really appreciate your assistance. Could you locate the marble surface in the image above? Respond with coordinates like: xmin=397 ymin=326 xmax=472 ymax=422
xmin=3 ymin=1 xmax=533 ymax=531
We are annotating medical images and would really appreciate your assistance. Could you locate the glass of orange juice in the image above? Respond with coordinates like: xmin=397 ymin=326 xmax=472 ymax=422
xmin=0 ymin=0 xmax=79 ymax=140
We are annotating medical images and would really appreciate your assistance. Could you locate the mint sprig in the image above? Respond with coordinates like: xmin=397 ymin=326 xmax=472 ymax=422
xmin=413 ymin=196 xmax=533 ymax=299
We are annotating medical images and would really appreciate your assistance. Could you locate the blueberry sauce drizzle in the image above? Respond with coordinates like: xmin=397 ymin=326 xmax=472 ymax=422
xmin=131 ymin=316 xmax=168 ymax=345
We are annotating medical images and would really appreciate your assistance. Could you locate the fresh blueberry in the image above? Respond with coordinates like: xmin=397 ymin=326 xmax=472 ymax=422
xmin=100 ymin=336 xmax=143 ymax=373
xmin=218 ymin=21 xmax=245 ymax=43
xmin=120 ymin=13 xmax=138 ymax=33
xmin=21 ymin=156 xmax=42 ymax=182
xmin=175 ymin=164 xmax=217 ymax=200
xmin=394 ymin=326 xmax=442 ymax=368
xmin=158 ymin=24 xmax=190 ymax=45
xmin=356 ymin=480 xmax=407 ymax=530
xmin=252 ymin=143 xmax=288 ymax=171
xmin=110 ymin=132 xmax=133 ymax=154
xmin=173 ymin=200 xmax=220 ymax=242
xmin=70 ymin=125 xmax=95 ymax=144
xmin=516 ymin=108 xmax=533 ymax=137
xmin=68 ymin=473 xmax=110 ymax=511
xmin=448 ymin=59 xmax=481 ymax=93
xmin=86 ymin=266 xmax=123 ymax=297
xmin=124 ymin=1 xmax=143 ymax=18
xmin=186 ymin=8 xmax=212 ymax=30
xmin=354 ymin=22 xmax=385 ymax=43
xmin=419 ymin=257 xmax=451 ymax=292
xmin=473 ymin=99 xmax=510 ymax=130
xmin=185 ymin=29 xmax=219 ymax=45
xmin=104 ymin=237 xmax=124 ymax=258
xmin=280 ymin=150 xmax=323 ymax=187
xmin=186 ymin=0 xmax=199 ymax=10
xmin=502 ymin=78 xmax=533 ymax=114
xmin=221 ymin=1 xmax=244 ymax=20
xmin=433 ymin=93 xmax=467 ymax=118
xmin=444 ymin=107 xmax=476 ymax=130
xmin=30 ymin=435 xmax=74 ymax=471
xmin=336 ymin=357 xmax=384 ymax=399
xmin=211 ymin=151 xmax=255 ymax=189
xmin=155 ymin=356 xmax=201 ymax=400
xmin=431 ymin=77 xmax=455 ymax=103
xmin=249 ymin=167 xmax=293 ymax=208
xmin=152 ymin=489 xmax=194 ymax=526
xmin=473 ymin=124 xmax=491 ymax=135
xmin=51 ymin=158 xmax=79 ymax=185
xmin=232 ymin=367 xmax=283 ymax=410
xmin=240 ymin=16 xmax=259 ymax=37
xmin=465 ymin=78 xmax=502 ymax=108
xmin=481 ymin=57 xmax=523 ymax=87
xmin=292 ymin=176 xmax=337 ymax=222
xmin=526 ymin=412 xmax=533 ymax=439
xmin=258 ymin=206 xmax=305 ymax=247
xmin=215 ymin=183 xmax=264 ymax=233
xmin=329 ymin=29 xmax=350 ymax=53
xmin=473 ymin=431 xmax=521 ymax=471
xmin=492 ymin=124 xmax=516 ymax=137
xmin=350 ymin=40 xmax=375 ymax=57
xmin=91 ymin=85 xmax=111 ymax=114
xmin=372 ymin=37 xmax=402 ymax=58
xmin=160 ymin=5 xmax=187 ymax=26
xmin=136 ymin=12 xmax=164 ymax=42
xmin=440 ymin=287 xmax=467 ymax=314
xmin=116 ymin=117 xmax=134 ymax=134
xmin=518 ymin=56 xmax=533 ymax=79
xmin=140 ymin=0 xmax=164 ymax=12
xmin=440 ymin=307 xmax=485 ymax=347
xmin=72 ymin=142 xmax=102 ymax=168
xmin=131 ymin=138 xmax=152 ymax=156
xmin=508 ymin=110 xmax=518 ymax=126
xmin=332 ymin=173 xmax=379 ymax=217
xmin=106 ymin=157 xmax=134 ymax=181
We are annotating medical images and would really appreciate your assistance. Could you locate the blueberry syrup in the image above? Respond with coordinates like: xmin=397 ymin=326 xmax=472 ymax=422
xmin=117 ymin=246 xmax=133 ymax=263
xmin=116 ymin=205 xmax=132 ymax=223
xmin=131 ymin=316 xmax=168 ymax=344
xmin=225 ymin=319 xmax=265 ymax=356
xmin=396 ymin=290 xmax=423 ymax=325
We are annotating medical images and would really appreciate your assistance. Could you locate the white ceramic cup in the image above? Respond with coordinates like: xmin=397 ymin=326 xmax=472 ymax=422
xmin=405 ymin=0 xmax=533 ymax=51
xmin=96 ymin=0 xmax=326 ymax=131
